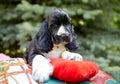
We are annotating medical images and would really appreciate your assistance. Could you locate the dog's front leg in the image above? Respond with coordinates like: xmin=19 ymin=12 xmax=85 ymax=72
xmin=32 ymin=55 xmax=53 ymax=83
xmin=62 ymin=51 xmax=83 ymax=61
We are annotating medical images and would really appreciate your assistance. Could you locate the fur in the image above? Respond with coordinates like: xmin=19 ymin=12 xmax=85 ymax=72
xmin=24 ymin=8 xmax=83 ymax=82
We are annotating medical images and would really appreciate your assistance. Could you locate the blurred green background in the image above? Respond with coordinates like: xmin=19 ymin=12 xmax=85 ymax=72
xmin=0 ymin=0 xmax=120 ymax=81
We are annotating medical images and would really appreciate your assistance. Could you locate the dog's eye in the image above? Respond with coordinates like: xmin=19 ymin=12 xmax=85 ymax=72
xmin=50 ymin=24 xmax=58 ymax=28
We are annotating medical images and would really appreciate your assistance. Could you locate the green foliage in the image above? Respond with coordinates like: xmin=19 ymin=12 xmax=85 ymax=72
xmin=0 ymin=0 xmax=120 ymax=81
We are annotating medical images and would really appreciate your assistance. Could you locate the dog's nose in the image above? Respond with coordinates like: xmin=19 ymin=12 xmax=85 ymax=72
xmin=57 ymin=32 xmax=69 ymax=37
xmin=56 ymin=33 xmax=70 ymax=42
xmin=58 ymin=33 xmax=69 ymax=40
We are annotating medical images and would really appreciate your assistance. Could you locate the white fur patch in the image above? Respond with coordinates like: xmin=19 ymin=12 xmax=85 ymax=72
xmin=62 ymin=51 xmax=83 ymax=61
xmin=32 ymin=55 xmax=53 ymax=82
xmin=43 ymin=43 xmax=66 ymax=58
xmin=43 ymin=49 xmax=63 ymax=58
xmin=57 ymin=25 xmax=68 ymax=36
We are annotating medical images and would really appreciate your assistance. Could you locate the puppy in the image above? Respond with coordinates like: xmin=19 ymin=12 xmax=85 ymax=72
xmin=24 ymin=8 xmax=83 ymax=82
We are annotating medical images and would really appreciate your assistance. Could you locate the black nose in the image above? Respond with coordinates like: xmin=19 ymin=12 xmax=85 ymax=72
xmin=55 ymin=33 xmax=70 ymax=43
xmin=57 ymin=33 xmax=69 ymax=41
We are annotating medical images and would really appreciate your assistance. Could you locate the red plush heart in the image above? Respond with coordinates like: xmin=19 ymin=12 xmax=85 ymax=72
xmin=50 ymin=58 xmax=98 ymax=82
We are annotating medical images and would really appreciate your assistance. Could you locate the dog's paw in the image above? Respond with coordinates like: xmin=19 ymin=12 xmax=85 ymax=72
xmin=32 ymin=64 xmax=53 ymax=82
xmin=62 ymin=51 xmax=83 ymax=61
xmin=32 ymin=55 xmax=53 ymax=83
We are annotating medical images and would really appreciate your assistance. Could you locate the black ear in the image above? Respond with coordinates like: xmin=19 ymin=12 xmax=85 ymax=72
xmin=34 ymin=20 xmax=53 ymax=53
xmin=66 ymin=26 xmax=79 ymax=51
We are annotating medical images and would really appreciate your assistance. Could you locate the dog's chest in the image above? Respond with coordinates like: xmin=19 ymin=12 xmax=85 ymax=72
xmin=43 ymin=44 xmax=66 ymax=58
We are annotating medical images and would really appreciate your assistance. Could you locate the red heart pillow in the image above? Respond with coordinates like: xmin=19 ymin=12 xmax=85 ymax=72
xmin=50 ymin=58 xmax=98 ymax=82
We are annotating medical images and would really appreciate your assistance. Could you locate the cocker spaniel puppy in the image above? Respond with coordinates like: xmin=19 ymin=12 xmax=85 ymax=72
xmin=24 ymin=8 xmax=83 ymax=82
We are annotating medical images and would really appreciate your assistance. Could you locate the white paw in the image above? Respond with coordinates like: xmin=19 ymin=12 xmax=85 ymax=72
xmin=62 ymin=51 xmax=83 ymax=61
xmin=32 ymin=55 xmax=53 ymax=83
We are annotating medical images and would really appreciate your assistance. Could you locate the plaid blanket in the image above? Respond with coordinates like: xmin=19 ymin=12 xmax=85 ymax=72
xmin=0 ymin=58 xmax=37 ymax=84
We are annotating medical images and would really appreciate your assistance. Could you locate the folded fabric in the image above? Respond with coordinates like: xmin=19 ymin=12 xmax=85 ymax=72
xmin=0 ymin=53 xmax=10 ymax=61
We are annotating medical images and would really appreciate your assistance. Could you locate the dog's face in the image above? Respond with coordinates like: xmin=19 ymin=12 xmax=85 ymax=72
xmin=47 ymin=9 xmax=73 ymax=44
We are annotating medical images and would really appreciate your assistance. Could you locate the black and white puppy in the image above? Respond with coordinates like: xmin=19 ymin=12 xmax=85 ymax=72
xmin=24 ymin=8 xmax=83 ymax=82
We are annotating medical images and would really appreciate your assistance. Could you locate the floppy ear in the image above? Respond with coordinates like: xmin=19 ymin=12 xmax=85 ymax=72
xmin=34 ymin=19 xmax=53 ymax=53
xmin=66 ymin=26 xmax=79 ymax=51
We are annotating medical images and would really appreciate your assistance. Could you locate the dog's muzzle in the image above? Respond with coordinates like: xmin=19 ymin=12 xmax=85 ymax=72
xmin=57 ymin=33 xmax=69 ymax=41
xmin=53 ymin=25 xmax=72 ymax=44
xmin=54 ymin=34 xmax=70 ymax=44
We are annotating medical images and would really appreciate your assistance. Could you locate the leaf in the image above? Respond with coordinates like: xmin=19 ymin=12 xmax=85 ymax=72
xmin=77 ymin=8 xmax=84 ymax=15
xmin=82 ymin=0 xmax=88 ymax=4
xmin=32 ymin=5 xmax=44 ymax=15
xmin=83 ymin=13 xmax=93 ymax=19
xmin=16 ymin=0 xmax=31 ymax=11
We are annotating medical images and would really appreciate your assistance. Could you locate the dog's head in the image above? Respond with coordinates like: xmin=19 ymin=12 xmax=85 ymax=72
xmin=48 ymin=9 xmax=72 ymax=44
xmin=34 ymin=8 xmax=79 ymax=52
